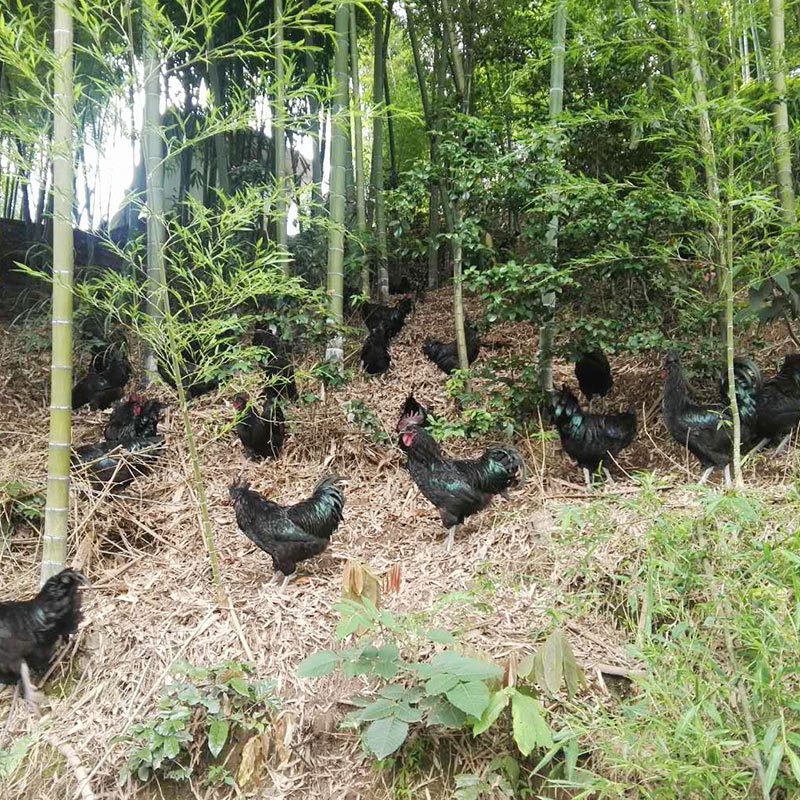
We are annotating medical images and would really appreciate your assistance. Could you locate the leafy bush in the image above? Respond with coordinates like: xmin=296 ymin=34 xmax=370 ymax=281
xmin=118 ymin=661 xmax=279 ymax=787
xmin=297 ymin=597 xmax=583 ymax=765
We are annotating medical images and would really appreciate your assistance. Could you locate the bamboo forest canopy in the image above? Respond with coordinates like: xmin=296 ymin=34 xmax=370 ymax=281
xmin=1 ymin=0 xmax=799 ymax=358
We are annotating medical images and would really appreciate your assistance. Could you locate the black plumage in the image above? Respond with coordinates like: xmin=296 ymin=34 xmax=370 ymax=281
xmin=421 ymin=321 xmax=480 ymax=375
xmin=754 ymin=353 xmax=800 ymax=450
xmin=550 ymin=385 xmax=636 ymax=485
xmin=104 ymin=396 xmax=164 ymax=444
xmin=662 ymin=350 xmax=761 ymax=483
xmin=229 ymin=476 xmax=345 ymax=578
xmin=253 ymin=325 xmax=298 ymax=400
xmin=72 ymin=356 xmax=131 ymax=410
xmin=396 ymin=392 xmax=433 ymax=432
xmin=397 ymin=423 xmax=523 ymax=551
xmin=574 ymin=349 xmax=613 ymax=404
xmin=73 ymin=436 xmax=165 ymax=490
xmin=362 ymin=298 xmax=414 ymax=340
xmin=233 ymin=392 xmax=285 ymax=460
xmin=361 ymin=326 xmax=391 ymax=375
xmin=0 ymin=569 xmax=86 ymax=700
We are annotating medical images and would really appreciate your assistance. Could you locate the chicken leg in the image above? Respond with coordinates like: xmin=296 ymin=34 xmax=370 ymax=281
xmin=20 ymin=662 xmax=43 ymax=715
xmin=445 ymin=526 xmax=459 ymax=553
xmin=723 ymin=464 xmax=732 ymax=488
xmin=582 ymin=468 xmax=593 ymax=490
xmin=774 ymin=433 xmax=793 ymax=457
xmin=698 ymin=466 xmax=715 ymax=485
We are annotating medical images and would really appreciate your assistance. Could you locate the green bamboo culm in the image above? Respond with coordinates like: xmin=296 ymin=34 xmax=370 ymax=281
xmin=370 ymin=1 xmax=389 ymax=303
xmin=274 ymin=0 xmax=290 ymax=258
xmin=325 ymin=0 xmax=349 ymax=362
xmin=538 ymin=0 xmax=567 ymax=394
xmin=769 ymin=0 xmax=796 ymax=224
xmin=349 ymin=3 xmax=369 ymax=296
xmin=41 ymin=0 xmax=75 ymax=583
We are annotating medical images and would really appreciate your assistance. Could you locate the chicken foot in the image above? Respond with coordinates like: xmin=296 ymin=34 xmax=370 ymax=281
xmin=20 ymin=662 xmax=43 ymax=715
xmin=698 ymin=466 xmax=715 ymax=485
xmin=445 ymin=526 xmax=459 ymax=553
xmin=773 ymin=433 xmax=793 ymax=457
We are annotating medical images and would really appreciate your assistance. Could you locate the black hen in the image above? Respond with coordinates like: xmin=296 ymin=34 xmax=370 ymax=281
xmin=74 ymin=436 xmax=164 ymax=491
xmin=229 ymin=475 xmax=345 ymax=581
xmin=253 ymin=325 xmax=298 ymax=400
xmin=0 ymin=569 xmax=86 ymax=706
xmin=753 ymin=353 xmax=800 ymax=452
xmin=422 ymin=321 xmax=480 ymax=375
xmin=362 ymin=298 xmax=414 ymax=340
xmin=574 ymin=349 xmax=613 ymax=406
xmin=232 ymin=392 xmax=285 ymax=460
xmin=104 ymin=396 xmax=164 ymax=444
xmin=361 ymin=326 xmax=391 ymax=375
xmin=662 ymin=350 xmax=761 ymax=484
xmin=396 ymin=392 xmax=433 ymax=432
xmin=72 ymin=355 xmax=131 ymax=410
xmin=397 ymin=423 xmax=523 ymax=551
xmin=550 ymin=385 xmax=636 ymax=486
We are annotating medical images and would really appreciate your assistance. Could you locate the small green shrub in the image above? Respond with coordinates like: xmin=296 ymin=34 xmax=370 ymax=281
xmin=117 ymin=661 xmax=279 ymax=787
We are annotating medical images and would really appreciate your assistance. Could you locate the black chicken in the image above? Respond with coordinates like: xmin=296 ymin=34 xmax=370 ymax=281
xmin=232 ymin=392 xmax=285 ymax=460
xmin=229 ymin=475 xmax=345 ymax=583
xmin=104 ymin=396 xmax=164 ymax=444
xmin=362 ymin=298 xmax=414 ymax=340
xmin=574 ymin=349 xmax=613 ymax=408
xmin=0 ymin=569 xmax=86 ymax=708
xmin=74 ymin=436 xmax=165 ymax=491
xmin=361 ymin=326 xmax=391 ymax=375
xmin=752 ymin=353 xmax=800 ymax=454
xmin=396 ymin=392 xmax=433 ymax=432
xmin=397 ymin=422 xmax=523 ymax=552
xmin=72 ymin=355 xmax=131 ymax=410
xmin=422 ymin=321 xmax=480 ymax=375
xmin=253 ymin=325 xmax=298 ymax=400
xmin=550 ymin=385 xmax=636 ymax=487
xmin=662 ymin=350 xmax=761 ymax=485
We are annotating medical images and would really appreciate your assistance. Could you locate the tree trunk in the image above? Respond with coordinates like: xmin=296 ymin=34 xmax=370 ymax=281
xmin=381 ymin=6 xmax=398 ymax=187
xmin=440 ymin=0 xmax=467 ymax=110
xmin=538 ymin=0 xmax=567 ymax=394
xmin=769 ymin=0 xmax=796 ymax=224
xmin=274 ymin=0 xmax=290 ymax=259
xmin=325 ymin=0 xmax=349 ymax=361
xmin=349 ymin=3 xmax=369 ymax=295
xmin=371 ymin=1 xmax=389 ymax=302
xmin=208 ymin=57 xmax=230 ymax=194
xmin=142 ymin=1 xmax=168 ymax=381
xmin=42 ymin=0 xmax=74 ymax=582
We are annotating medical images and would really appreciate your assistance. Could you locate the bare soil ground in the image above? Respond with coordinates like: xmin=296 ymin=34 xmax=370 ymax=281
xmin=1 ymin=288 xmax=797 ymax=799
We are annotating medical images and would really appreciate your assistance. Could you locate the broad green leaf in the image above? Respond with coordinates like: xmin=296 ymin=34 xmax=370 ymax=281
xmin=393 ymin=704 xmax=424 ymax=724
xmin=426 ymin=698 xmax=468 ymax=729
xmin=541 ymin=630 xmax=564 ymax=697
xmin=764 ymin=743 xmax=784 ymax=794
xmin=425 ymin=673 xmax=461 ymax=696
xmin=357 ymin=699 xmax=398 ymax=722
xmin=208 ymin=719 xmax=229 ymax=758
xmin=161 ymin=736 xmax=180 ymax=760
xmin=446 ymin=681 xmax=491 ymax=718
xmin=363 ymin=716 xmax=409 ymax=759
xmin=511 ymin=691 xmax=553 ymax=756
xmin=786 ymin=746 xmax=800 ymax=783
xmin=429 ymin=652 xmax=502 ymax=682
xmin=517 ymin=653 xmax=536 ymax=680
xmin=297 ymin=651 xmax=340 ymax=678
xmin=472 ymin=689 xmax=511 ymax=736
xmin=426 ymin=628 xmax=456 ymax=644
xmin=561 ymin=636 xmax=584 ymax=698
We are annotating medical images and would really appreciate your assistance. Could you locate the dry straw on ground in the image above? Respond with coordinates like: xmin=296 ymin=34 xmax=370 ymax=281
xmin=0 ymin=288 xmax=798 ymax=799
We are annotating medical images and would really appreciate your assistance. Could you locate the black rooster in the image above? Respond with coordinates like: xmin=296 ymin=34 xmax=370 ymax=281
xmin=422 ymin=321 xmax=480 ymax=375
xmin=104 ymin=396 xmax=164 ymax=444
xmin=0 ymin=569 xmax=86 ymax=709
xmin=397 ymin=422 xmax=523 ymax=552
xmin=361 ymin=326 xmax=391 ymax=375
xmin=574 ymin=349 xmax=613 ymax=408
xmin=752 ymin=354 xmax=800 ymax=454
xmin=253 ymin=325 xmax=298 ymax=400
xmin=74 ymin=436 xmax=165 ymax=491
xmin=232 ymin=392 xmax=285 ymax=460
xmin=396 ymin=392 xmax=433 ymax=432
xmin=72 ymin=355 xmax=131 ymax=410
xmin=229 ymin=475 xmax=345 ymax=583
xmin=550 ymin=385 xmax=636 ymax=486
xmin=662 ymin=351 xmax=761 ymax=485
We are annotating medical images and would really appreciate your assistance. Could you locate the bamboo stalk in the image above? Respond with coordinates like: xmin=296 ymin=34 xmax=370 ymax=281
xmin=41 ymin=0 xmax=75 ymax=582
xmin=274 ymin=0 xmax=290 ymax=259
xmin=349 ymin=3 xmax=369 ymax=296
